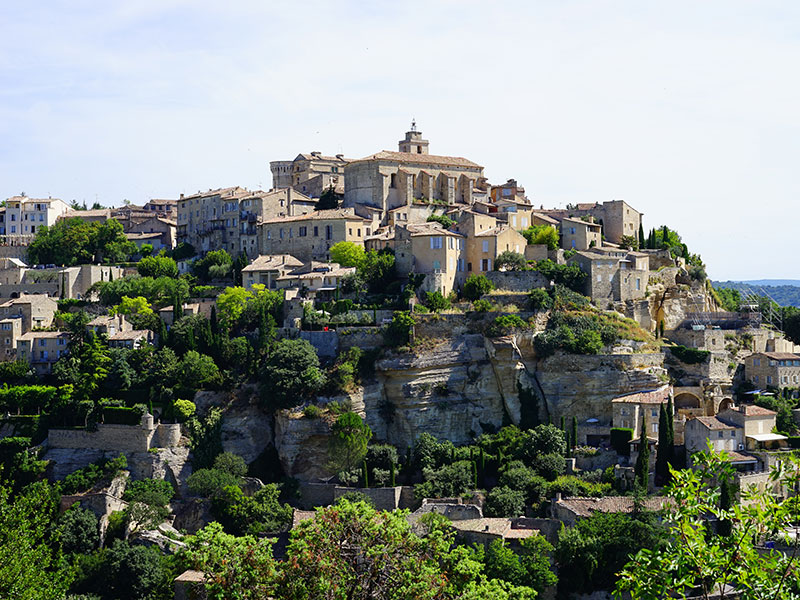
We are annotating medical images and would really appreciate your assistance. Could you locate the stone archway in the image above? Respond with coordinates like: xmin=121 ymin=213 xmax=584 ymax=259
xmin=717 ymin=397 xmax=734 ymax=412
xmin=674 ymin=392 xmax=703 ymax=410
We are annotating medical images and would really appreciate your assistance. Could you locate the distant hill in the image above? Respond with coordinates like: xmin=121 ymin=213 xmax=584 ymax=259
xmin=713 ymin=281 xmax=800 ymax=307
xmin=736 ymin=279 xmax=800 ymax=288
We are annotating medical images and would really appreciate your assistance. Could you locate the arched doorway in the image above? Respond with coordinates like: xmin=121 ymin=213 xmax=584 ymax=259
xmin=674 ymin=392 xmax=702 ymax=410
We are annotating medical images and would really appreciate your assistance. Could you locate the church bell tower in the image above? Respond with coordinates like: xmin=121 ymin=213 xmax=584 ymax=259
xmin=398 ymin=119 xmax=429 ymax=154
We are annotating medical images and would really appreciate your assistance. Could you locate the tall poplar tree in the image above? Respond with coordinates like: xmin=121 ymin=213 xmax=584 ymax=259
xmin=634 ymin=416 xmax=650 ymax=491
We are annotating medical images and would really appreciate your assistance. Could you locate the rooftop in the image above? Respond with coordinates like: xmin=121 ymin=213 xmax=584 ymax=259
xmin=351 ymin=150 xmax=482 ymax=169
xmin=612 ymin=385 xmax=672 ymax=405
xmin=261 ymin=208 xmax=368 ymax=225
xmin=242 ymin=254 xmax=303 ymax=273
xmin=555 ymin=496 xmax=669 ymax=518
xmin=693 ymin=416 xmax=737 ymax=430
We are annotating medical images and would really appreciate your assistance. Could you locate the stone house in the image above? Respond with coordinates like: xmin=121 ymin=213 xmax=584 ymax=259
xmin=0 ymin=317 xmax=22 ymax=361
xmin=685 ymin=416 xmax=745 ymax=456
xmin=59 ymin=208 xmax=112 ymax=224
xmin=343 ymin=125 xmax=485 ymax=223
xmin=569 ymin=248 xmax=649 ymax=307
xmin=16 ymin=331 xmax=70 ymax=374
xmin=551 ymin=495 xmax=668 ymax=527
xmin=0 ymin=294 xmax=58 ymax=331
xmin=259 ymin=208 xmax=371 ymax=263
xmin=612 ymin=385 xmax=673 ymax=439
xmin=537 ymin=200 xmax=643 ymax=246
xmin=242 ymin=254 xmax=304 ymax=291
xmin=744 ymin=352 xmax=800 ymax=388
xmin=0 ymin=196 xmax=70 ymax=242
xmin=489 ymin=178 xmax=528 ymax=204
xmin=0 ymin=265 xmax=123 ymax=301
xmin=270 ymin=152 xmax=350 ymax=197
xmin=142 ymin=198 xmax=177 ymax=215
xmin=453 ymin=210 xmax=527 ymax=274
xmin=108 ymin=330 xmax=153 ymax=349
xmin=86 ymin=314 xmax=133 ymax=337
xmin=120 ymin=215 xmax=176 ymax=252
xmin=275 ymin=262 xmax=356 ymax=299
xmin=408 ymin=224 xmax=466 ymax=296
xmin=560 ymin=217 xmax=602 ymax=251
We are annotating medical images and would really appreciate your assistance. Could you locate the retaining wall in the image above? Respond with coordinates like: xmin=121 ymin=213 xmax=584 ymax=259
xmin=485 ymin=270 xmax=549 ymax=292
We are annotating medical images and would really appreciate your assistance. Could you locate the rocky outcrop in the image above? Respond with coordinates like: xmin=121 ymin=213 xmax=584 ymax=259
xmin=273 ymin=411 xmax=334 ymax=481
xmin=534 ymin=352 xmax=667 ymax=424
xmin=370 ymin=334 xmax=512 ymax=450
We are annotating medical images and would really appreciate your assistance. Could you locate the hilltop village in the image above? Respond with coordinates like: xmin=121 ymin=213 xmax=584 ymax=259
xmin=2 ymin=124 xmax=799 ymax=599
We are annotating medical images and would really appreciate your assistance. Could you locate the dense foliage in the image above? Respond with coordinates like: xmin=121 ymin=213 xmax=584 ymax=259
xmin=27 ymin=218 xmax=135 ymax=265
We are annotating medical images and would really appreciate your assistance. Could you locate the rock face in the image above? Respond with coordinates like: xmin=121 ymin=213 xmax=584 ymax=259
xmin=219 ymin=387 xmax=273 ymax=465
xmin=534 ymin=352 xmax=667 ymax=424
xmin=370 ymin=334 xmax=513 ymax=450
xmin=273 ymin=411 xmax=333 ymax=481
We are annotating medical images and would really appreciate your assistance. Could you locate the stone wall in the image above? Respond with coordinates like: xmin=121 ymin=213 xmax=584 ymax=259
xmin=48 ymin=424 xmax=154 ymax=453
xmin=413 ymin=311 xmax=535 ymax=339
xmin=300 ymin=330 xmax=339 ymax=358
xmin=338 ymin=327 xmax=385 ymax=350
xmin=485 ymin=270 xmax=549 ymax=292
xmin=334 ymin=486 xmax=402 ymax=511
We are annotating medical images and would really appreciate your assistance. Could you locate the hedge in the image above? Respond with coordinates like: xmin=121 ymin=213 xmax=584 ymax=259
xmin=669 ymin=345 xmax=710 ymax=365
xmin=102 ymin=406 xmax=145 ymax=426
xmin=0 ymin=385 xmax=72 ymax=414
xmin=610 ymin=428 xmax=634 ymax=456
xmin=0 ymin=437 xmax=32 ymax=463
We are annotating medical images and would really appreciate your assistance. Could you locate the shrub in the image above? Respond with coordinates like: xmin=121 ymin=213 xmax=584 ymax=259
xmin=213 ymin=452 xmax=248 ymax=478
xmin=463 ymin=274 xmax=495 ymax=301
xmin=102 ymin=405 xmax=145 ymax=426
xmin=187 ymin=468 xmax=242 ymax=497
xmin=123 ymin=479 xmax=175 ymax=507
xmin=528 ymin=288 xmax=553 ymax=311
xmin=426 ymin=214 xmax=455 ymax=229
xmin=59 ymin=505 xmax=100 ymax=555
xmin=484 ymin=485 xmax=526 ymax=517
xmin=425 ymin=291 xmax=450 ymax=312
xmin=384 ymin=311 xmax=414 ymax=347
xmin=414 ymin=460 xmax=473 ymax=500
xmin=669 ymin=345 xmax=710 ymax=364
xmin=366 ymin=444 xmax=399 ymax=471
xmin=472 ymin=299 xmax=493 ymax=312
xmin=532 ymin=452 xmax=566 ymax=480
xmin=610 ymin=428 xmax=633 ymax=456
xmin=303 ymin=405 xmax=322 ymax=419
xmin=172 ymin=399 xmax=196 ymax=423
xmin=531 ymin=259 xmax=586 ymax=293
xmin=495 ymin=251 xmax=527 ymax=272
xmin=487 ymin=314 xmax=528 ymax=337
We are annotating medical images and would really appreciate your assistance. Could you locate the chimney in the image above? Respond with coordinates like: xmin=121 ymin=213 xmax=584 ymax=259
xmin=180 ymin=193 xmax=184 ymax=200
xmin=336 ymin=154 xmax=344 ymax=159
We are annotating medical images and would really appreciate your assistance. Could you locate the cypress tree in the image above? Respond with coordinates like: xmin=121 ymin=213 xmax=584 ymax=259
xmin=60 ymin=274 xmax=66 ymax=298
xmin=560 ymin=415 xmax=565 ymax=433
xmin=390 ymin=461 xmax=396 ymax=487
xmin=210 ymin=306 xmax=218 ymax=337
xmin=361 ymin=460 xmax=369 ymax=488
xmin=471 ymin=460 xmax=478 ymax=489
xmin=565 ymin=430 xmax=571 ymax=458
xmin=109 ymin=269 xmax=113 ymax=281
xmin=571 ymin=416 xmax=578 ymax=449
xmin=666 ymin=396 xmax=675 ymax=469
xmin=655 ymin=403 xmax=670 ymax=485
xmin=157 ymin=318 xmax=168 ymax=350
xmin=718 ymin=478 xmax=734 ymax=537
xmin=661 ymin=225 xmax=669 ymax=249
xmin=638 ymin=223 xmax=645 ymax=246
xmin=634 ymin=416 xmax=650 ymax=491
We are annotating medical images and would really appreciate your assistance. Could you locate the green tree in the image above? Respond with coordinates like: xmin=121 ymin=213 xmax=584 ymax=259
xmin=483 ymin=486 xmax=525 ymax=517
xmin=0 ymin=481 xmax=72 ymax=600
xmin=182 ymin=522 xmax=278 ymax=600
xmin=425 ymin=291 xmax=450 ymax=312
xmin=426 ymin=214 xmax=455 ymax=229
xmin=137 ymin=255 xmax=178 ymax=278
xmin=213 ymin=452 xmax=248 ymax=477
xmin=483 ymin=535 xmax=557 ymax=595
xmin=522 ymin=224 xmax=559 ymax=250
xmin=103 ymin=539 xmax=169 ymax=600
xmin=58 ymin=505 xmax=100 ymax=555
xmin=495 ymin=251 xmax=527 ymax=271
xmin=211 ymin=484 xmax=292 ymax=536
xmin=634 ymin=416 xmax=649 ymax=491
xmin=655 ymin=400 xmax=674 ymax=486
xmin=317 ymin=185 xmax=341 ymax=210
xmin=328 ymin=412 xmax=373 ymax=475
xmin=329 ymin=241 xmax=366 ymax=268
xmin=27 ymin=217 xmax=135 ymax=265
xmin=383 ymin=311 xmax=414 ymax=347
xmin=616 ymin=448 xmax=800 ymax=600
xmin=261 ymin=339 xmax=325 ymax=409
xmin=462 ymin=273 xmax=494 ymax=301
xmin=192 ymin=250 xmax=233 ymax=282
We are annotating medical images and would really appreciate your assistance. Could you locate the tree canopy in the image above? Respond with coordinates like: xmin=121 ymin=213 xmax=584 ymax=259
xmin=27 ymin=218 xmax=136 ymax=265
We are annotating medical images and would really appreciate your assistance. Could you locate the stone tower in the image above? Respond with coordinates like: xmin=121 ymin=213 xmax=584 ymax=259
xmin=398 ymin=120 xmax=429 ymax=154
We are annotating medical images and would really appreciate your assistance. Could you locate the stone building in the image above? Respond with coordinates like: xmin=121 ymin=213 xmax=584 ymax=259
xmin=0 ymin=317 xmax=22 ymax=361
xmin=744 ymin=352 xmax=800 ymax=388
xmin=560 ymin=217 xmax=601 ymax=251
xmin=612 ymin=385 xmax=673 ymax=440
xmin=270 ymin=152 xmax=350 ymax=198
xmin=0 ymin=264 xmax=123 ymax=300
xmin=0 ymin=196 xmax=70 ymax=244
xmin=489 ymin=178 xmax=528 ymax=204
xmin=407 ymin=224 xmax=466 ymax=295
xmin=177 ymin=186 xmax=317 ymax=257
xmin=0 ymin=294 xmax=58 ymax=332
xmin=259 ymin=208 xmax=371 ymax=263
xmin=569 ymin=248 xmax=649 ymax=307
xmin=538 ymin=200 xmax=643 ymax=246
xmin=142 ymin=198 xmax=177 ymax=216
xmin=242 ymin=254 xmax=304 ymax=291
xmin=16 ymin=330 xmax=70 ymax=374
xmin=343 ymin=124 xmax=485 ymax=223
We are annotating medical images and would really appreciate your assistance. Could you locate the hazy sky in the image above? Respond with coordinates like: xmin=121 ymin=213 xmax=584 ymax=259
xmin=2 ymin=1 xmax=798 ymax=280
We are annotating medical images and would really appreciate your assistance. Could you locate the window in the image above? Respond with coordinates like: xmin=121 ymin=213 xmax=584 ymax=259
xmin=651 ymin=409 xmax=658 ymax=417
xmin=482 ymin=241 xmax=489 ymax=253
xmin=326 ymin=225 xmax=333 ymax=240
xmin=467 ymin=262 xmax=472 ymax=272
xmin=279 ymin=228 xmax=284 ymax=239
xmin=299 ymin=226 xmax=307 ymax=237
xmin=521 ymin=218 xmax=528 ymax=227
xmin=357 ymin=229 xmax=361 ymax=237
xmin=730 ymin=431 xmax=736 ymax=437
xmin=767 ymin=376 xmax=772 ymax=385
xmin=458 ymin=259 xmax=464 ymax=272
xmin=348 ymin=228 xmax=352 ymax=236
xmin=40 ymin=350 xmax=48 ymax=360
xmin=754 ymin=358 xmax=760 ymax=366
xmin=718 ymin=431 xmax=724 ymax=439
xmin=512 ymin=216 xmax=517 ymax=227
xmin=481 ymin=258 xmax=490 ymax=271
xmin=267 ymin=230 xmax=272 ymax=240
xmin=753 ymin=375 xmax=759 ymax=383
xmin=39 ymin=339 xmax=47 ymax=347
xmin=636 ymin=278 xmax=641 ymax=290
xmin=651 ymin=423 xmax=658 ymax=433
xmin=433 ymin=260 xmax=441 ymax=271
xmin=314 ymin=226 xmax=319 ymax=237
xmin=390 ymin=173 xmax=397 ymax=188
xmin=430 ymin=237 xmax=443 ymax=249
xmin=569 ymin=227 xmax=576 ymax=235
xmin=57 ymin=338 xmax=66 ymax=346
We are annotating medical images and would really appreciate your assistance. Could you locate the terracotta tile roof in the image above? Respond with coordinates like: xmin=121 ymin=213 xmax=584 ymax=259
xmin=261 ymin=208 xmax=368 ymax=224
xmin=612 ymin=385 xmax=672 ymax=405
xmin=242 ymin=254 xmax=303 ymax=273
xmin=180 ymin=186 xmax=250 ymax=201
xmin=407 ymin=223 xmax=465 ymax=237
xmin=759 ymin=352 xmax=800 ymax=361
xmin=740 ymin=405 xmax=776 ymax=416
xmin=350 ymin=150 xmax=483 ymax=169
xmin=62 ymin=209 xmax=112 ymax=219
xmin=693 ymin=416 xmax=736 ymax=430
xmin=555 ymin=496 xmax=668 ymax=518
xmin=720 ymin=450 xmax=758 ymax=463
xmin=18 ymin=331 xmax=70 ymax=340
xmin=109 ymin=330 xmax=150 ymax=340
xmin=562 ymin=216 xmax=601 ymax=228
xmin=450 ymin=518 xmax=535 ymax=539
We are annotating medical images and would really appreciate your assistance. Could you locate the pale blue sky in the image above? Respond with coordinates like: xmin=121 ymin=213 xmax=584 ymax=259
xmin=2 ymin=1 xmax=798 ymax=280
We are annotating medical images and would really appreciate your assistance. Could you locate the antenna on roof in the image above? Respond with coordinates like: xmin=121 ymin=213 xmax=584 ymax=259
xmin=410 ymin=118 xmax=417 ymax=132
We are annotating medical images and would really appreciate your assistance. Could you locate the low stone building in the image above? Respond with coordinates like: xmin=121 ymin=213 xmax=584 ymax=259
xmin=560 ymin=217 xmax=601 ymax=251
xmin=86 ymin=314 xmax=134 ymax=337
xmin=259 ymin=208 xmax=371 ymax=263
xmin=744 ymin=352 xmax=800 ymax=388
xmin=0 ymin=264 xmax=124 ymax=300
xmin=108 ymin=330 xmax=153 ymax=349
xmin=569 ymin=248 xmax=649 ymax=307
xmin=551 ymin=495 xmax=668 ymax=526
xmin=0 ymin=294 xmax=58 ymax=331
xmin=270 ymin=152 xmax=350 ymax=198
xmin=612 ymin=385 xmax=674 ymax=440
xmin=242 ymin=254 xmax=304 ymax=291
xmin=16 ymin=330 xmax=70 ymax=374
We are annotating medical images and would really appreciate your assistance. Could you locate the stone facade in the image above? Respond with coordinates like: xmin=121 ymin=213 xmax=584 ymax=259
xmin=744 ymin=352 xmax=800 ymax=388
xmin=611 ymin=385 xmax=673 ymax=439
xmin=343 ymin=126 xmax=485 ymax=223
xmin=259 ymin=208 xmax=370 ymax=263
xmin=0 ymin=196 xmax=70 ymax=243
xmin=270 ymin=152 xmax=350 ymax=197
xmin=0 ymin=264 xmax=124 ymax=300
xmin=560 ymin=217 xmax=602 ymax=251
xmin=569 ymin=248 xmax=648 ymax=307
xmin=48 ymin=417 xmax=182 ymax=454
xmin=16 ymin=330 xmax=70 ymax=374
